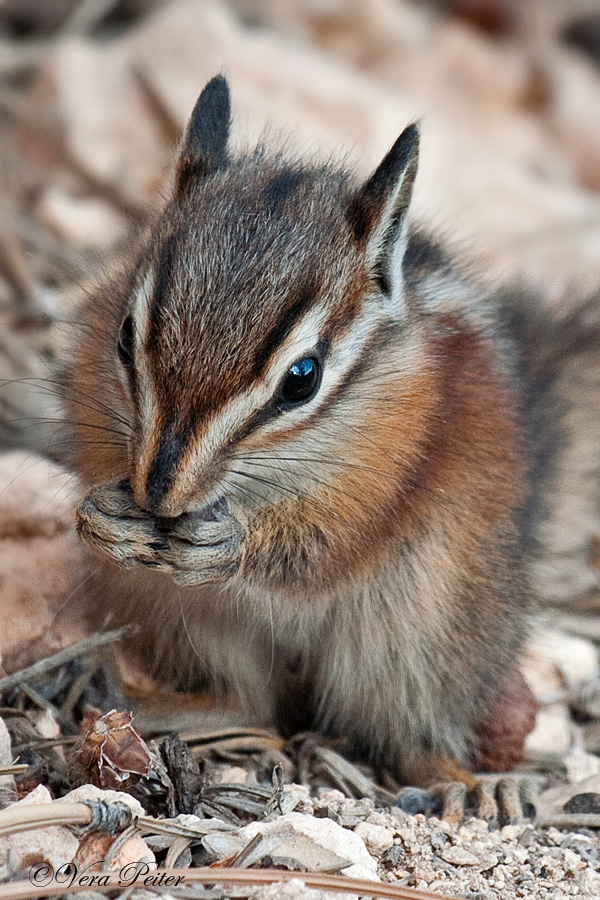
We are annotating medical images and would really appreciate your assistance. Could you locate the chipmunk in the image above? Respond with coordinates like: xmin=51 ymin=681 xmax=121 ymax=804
xmin=60 ymin=75 xmax=600 ymax=805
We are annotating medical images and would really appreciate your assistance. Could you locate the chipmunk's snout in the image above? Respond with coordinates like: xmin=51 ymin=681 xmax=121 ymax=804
xmin=132 ymin=425 xmax=191 ymax=518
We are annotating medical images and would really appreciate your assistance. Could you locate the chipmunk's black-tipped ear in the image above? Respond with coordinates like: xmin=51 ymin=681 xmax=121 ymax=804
xmin=176 ymin=75 xmax=231 ymax=195
xmin=348 ymin=124 xmax=419 ymax=312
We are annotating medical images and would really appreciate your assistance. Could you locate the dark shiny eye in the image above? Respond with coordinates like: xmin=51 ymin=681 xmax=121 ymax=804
xmin=279 ymin=357 xmax=321 ymax=407
xmin=117 ymin=315 xmax=134 ymax=367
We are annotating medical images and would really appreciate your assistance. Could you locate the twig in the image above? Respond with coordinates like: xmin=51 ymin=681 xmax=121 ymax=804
xmin=0 ymin=800 xmax=236 ymax=841
xmin=0 ymin=765 xmax=27 ymax=776
xmin=164 ymin=835 xmax=192 ymax=870
xmin=0 ymin=867 xmax=457 ymax=900
xmin=58 ymin=0 xmax=120 ymax=36
xmin=0 ymin=626 xmax=135 ymax=694
xmin=0 ymin=802 xmax=92 ymax=836
xmin=11 ymin=736 xmax=79 ymax=754
xmin=61 ymin=664 xmax=98 ymax=718
xmin=18 ymin=683 xmax=75 ymax=733
xmin=536 ymin=813 xmax=600 ymax=829
xmin=225 ymin=832 xmax=263 ymax=868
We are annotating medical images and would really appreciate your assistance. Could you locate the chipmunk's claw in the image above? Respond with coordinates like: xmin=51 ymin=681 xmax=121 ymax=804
xmin=395 ymin=775 xmax=538 ymax=826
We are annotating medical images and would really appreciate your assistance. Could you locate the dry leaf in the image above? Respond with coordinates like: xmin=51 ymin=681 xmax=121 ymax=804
xmin=76 ymin=709 xmax=151 ymax=790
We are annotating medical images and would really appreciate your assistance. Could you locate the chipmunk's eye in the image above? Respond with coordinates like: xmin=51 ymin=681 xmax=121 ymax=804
xmin=117 ymin=315 xmax=134 ymax=367
xmin=279 ymin=357 xmax=321 ymax=407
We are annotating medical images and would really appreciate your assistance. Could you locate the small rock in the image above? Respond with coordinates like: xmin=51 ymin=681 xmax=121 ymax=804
xmin=381 ymin=844 xmax=404 ymax=868
xmin=579 ymin=868 xmax=600 ymax=895
xmin=59 ymin=784 xmax=146 ymax=816
xmin=564 ymin=791 xmax=600 ymax=814
xmin=354 ymin=822 xmax=394 ymax=856
xmin=440 ymin=846 xmax=479 ymax=866
xmin=518 ymin=826 xmax=535 ymax=847
xmin=363 ymin=810 xmax=390 ymax=828
xmin=538 ymin=772 xmax=600 ymax=816
xmin=1 ymin=785 xmax=79 ymax=875
xmin=569 ymin=839 xmax=598 ymax=866
xmin=511 ymin=847 xmax=529 ymax=864
xmin=500 ymin=825 xmax=522 ymax=842
xmin=236 ymin=813 xmax=379 ymax=882
xmin=0 ymin=719 xmax=14 ymax=790
xmin=430 ymin=831 xmax=449 ymax=851
xmin=563 ymin=847 xmax=584 ymax=875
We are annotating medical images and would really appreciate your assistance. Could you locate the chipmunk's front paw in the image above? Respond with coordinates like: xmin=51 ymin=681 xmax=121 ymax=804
xmin=76 ymin=484 xmax=244 ymax=586
xmin=76 ymin=479 xmax=161 ymax=567
xmin=155 ymin=499 xmax=245 ymax=586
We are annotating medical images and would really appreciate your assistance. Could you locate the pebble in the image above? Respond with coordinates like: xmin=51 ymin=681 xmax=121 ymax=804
xmin=501 ymin=825 xmax=523 ymax=842
xmin=0 ymin=785 xmax=79 ymax=875
xmin=563 ymin=848 xmax=584 ymax=875
xmin=440 ymin=846 xmax=479 ymax=866
xmin=354 ymin=822 xmax=394 ymax=856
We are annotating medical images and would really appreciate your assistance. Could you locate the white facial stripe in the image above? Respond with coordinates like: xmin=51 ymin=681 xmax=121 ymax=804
xmin=130 ymin=269 xmax=157 ymax=443
xmin=261 ymin=299 xmax=332 ymax=394
xmin=260 ymin=295 xmax=387 ymax=433
xmin=132 ymin=269 xmax=154 ymax=343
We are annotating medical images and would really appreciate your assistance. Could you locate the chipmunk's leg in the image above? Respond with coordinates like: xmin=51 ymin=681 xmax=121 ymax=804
xmin=397 ymin=754 xmax=537 ymax=825
xmin=397 ymin=669 xmax=539 ymax=824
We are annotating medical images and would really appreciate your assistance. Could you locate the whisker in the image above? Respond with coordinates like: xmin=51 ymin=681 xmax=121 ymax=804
xmin=229 ymin=469 xmax=344 ymax=522
xmin=4 ymin=376 xmax=133 ymax=432
xmin=5 ymin=416 xmax=129 ymax=440
xmin=238 ymin=453 xmax=389 ymax=477
xmin=237 ymin=458 xmax=364 ymax=507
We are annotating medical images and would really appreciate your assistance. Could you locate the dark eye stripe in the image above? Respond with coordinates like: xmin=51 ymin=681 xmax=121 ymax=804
xmin=250 ymin=278 xmax=318 ymax=379
xmin=118 ymin=315 xmax=135 ymax=367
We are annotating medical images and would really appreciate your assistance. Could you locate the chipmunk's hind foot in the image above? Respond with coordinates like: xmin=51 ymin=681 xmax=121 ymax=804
xmin=396 ymin=774 xmax=538 ymax=826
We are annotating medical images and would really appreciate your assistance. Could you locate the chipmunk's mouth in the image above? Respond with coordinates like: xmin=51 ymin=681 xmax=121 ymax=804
xmin=153 ymin=495 xmax=232 ymax=532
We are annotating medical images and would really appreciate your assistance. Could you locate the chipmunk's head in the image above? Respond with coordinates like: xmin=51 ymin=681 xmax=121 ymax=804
xmin=111 ymin=76 xmax=423 ymax=519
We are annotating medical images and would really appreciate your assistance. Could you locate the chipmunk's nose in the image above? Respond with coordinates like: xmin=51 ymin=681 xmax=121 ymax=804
xmin=133 ymin=426 xmax=189 ymax=517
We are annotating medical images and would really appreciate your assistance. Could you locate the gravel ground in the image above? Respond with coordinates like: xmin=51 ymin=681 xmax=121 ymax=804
xmin=240 ymin=788 xmax=600 ymax=900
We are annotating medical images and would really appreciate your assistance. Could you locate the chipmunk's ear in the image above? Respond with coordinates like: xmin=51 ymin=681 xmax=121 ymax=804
xmin=348 ymin=124 xmax=419 ymax=313
xmin=176 ymin=75 xmax=231 ymax=195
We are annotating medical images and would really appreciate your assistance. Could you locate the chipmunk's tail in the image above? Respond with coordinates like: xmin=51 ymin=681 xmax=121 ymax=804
xmin=498 ymin=288 xmax=600 ymax=635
